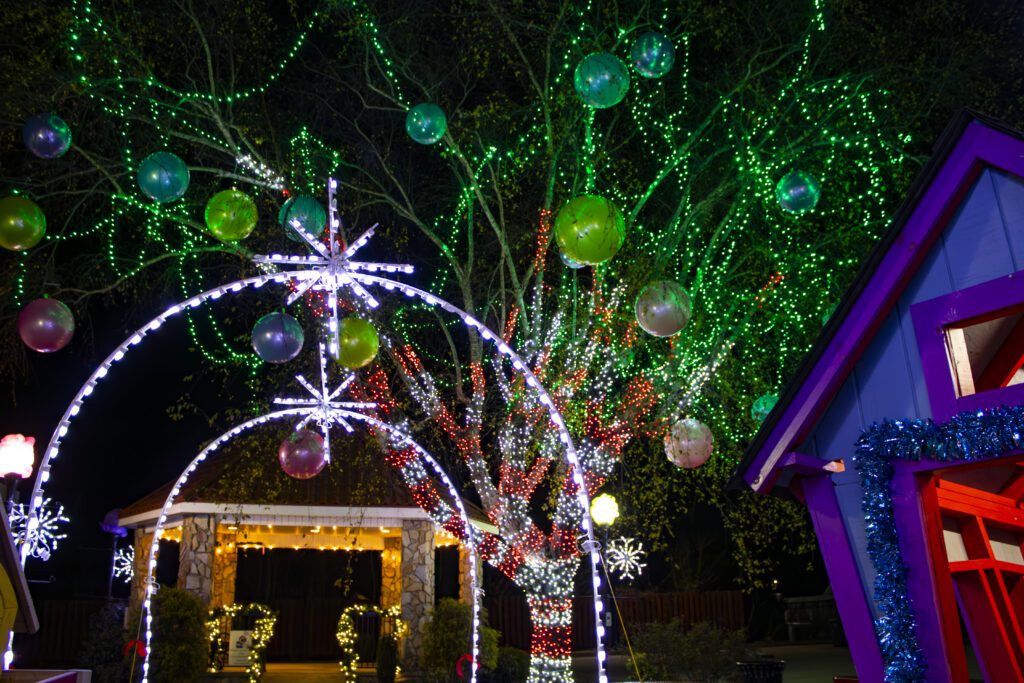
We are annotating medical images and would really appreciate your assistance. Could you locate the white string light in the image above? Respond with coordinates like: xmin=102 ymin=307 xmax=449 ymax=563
xmin=114 ymin=545 xmax=135 ymax=583
xmin=605 ymin=537 xmax=646 ymax=582
xmin=10 ymin=498 xmax=68 ymax=562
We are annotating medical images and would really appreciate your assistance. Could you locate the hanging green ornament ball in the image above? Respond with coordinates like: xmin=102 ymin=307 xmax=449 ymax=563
xmin=635 ymin=280 xmax=691 ymax=337
xmin=336 ymin=317 xmax=379 ymax=370
xmin=776 ymin=170 xmax=821 ymax=215
xmin=574 ymin=53 xmax=630 ymax=108
xmin=205 ymin=189 xmax=257 ymax=241
xmin=554 ymin=195 xmax=626 ymax=265
xmin=137 ymin=151 xmax=190 ymax=203
xmin=279 ymin=195 xmax=327 ymax=243
xmin=560 ymin=252 xmax=587 ymax=269
xmin=751 ymin=393 xmax=779 ymax=423
xmin=405 ymin=103 xmax=447 ymax=145
xmin=0 ymin=196 xmax=46 ymax=251
xmin=630 ymin=32 xmax=675 ymax=78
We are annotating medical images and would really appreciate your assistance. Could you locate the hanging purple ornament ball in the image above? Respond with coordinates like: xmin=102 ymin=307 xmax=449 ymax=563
xmin=251 ymin=312 xmax=304 ymax=363
xmin=635 ymin=280 xmax=691 ymax=337
xmin=23 ymin=113 xmax=72 ymax=159
xmin=18 ymin=298 xmax=75 ymax=353
xmin=664 ymin=418 xmax=714 ymax=469
xmin=279 ymin=429 xmax=327 ymax=480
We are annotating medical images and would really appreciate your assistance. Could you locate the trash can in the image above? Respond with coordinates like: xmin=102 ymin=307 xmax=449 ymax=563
xmin=737 ymin=658 xmax=786 ymax=683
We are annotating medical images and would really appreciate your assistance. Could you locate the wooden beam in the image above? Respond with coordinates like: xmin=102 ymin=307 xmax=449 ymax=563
xmin=977 ymin=315 xmax=1024 ymax=391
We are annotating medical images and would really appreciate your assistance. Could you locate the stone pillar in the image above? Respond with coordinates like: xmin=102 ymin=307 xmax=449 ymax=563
xmin=401 ymin=520 xmax=435 ymax=672
xmin=211 ymin=528 xmax=237 ymax=609
xmin=177 ymin=514 xmax=216 ymax=605
xmin=459 ymin=543 xmax=482 ymax=606
xmin=128 ymin=529 xmax=153 ymax=617
xmin=381 ymin=536 xmax=402 ymax=610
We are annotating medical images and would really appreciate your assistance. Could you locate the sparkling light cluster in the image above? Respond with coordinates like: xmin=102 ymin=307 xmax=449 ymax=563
xmin=605 ymin=537 xmax=646 ymax=581
xmin=10 ymin=499 xmax=68 ymax=562
xmin=113 ymin=545 xmax=135 ymax=583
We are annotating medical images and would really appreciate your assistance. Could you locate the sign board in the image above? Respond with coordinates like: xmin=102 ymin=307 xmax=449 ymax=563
xmin=228 ymin=630 xmax=254 ymax=666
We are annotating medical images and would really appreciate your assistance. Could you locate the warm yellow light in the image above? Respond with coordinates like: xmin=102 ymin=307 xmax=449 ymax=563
xmin=590 ymin=493 xmax=619 ymax=527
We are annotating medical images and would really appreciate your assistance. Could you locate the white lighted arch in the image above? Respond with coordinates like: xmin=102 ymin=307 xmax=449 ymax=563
xmin=29 ymin=267 xmax=609 ymax=681
xmin=138 ymin=409 xmax=482 ymax=683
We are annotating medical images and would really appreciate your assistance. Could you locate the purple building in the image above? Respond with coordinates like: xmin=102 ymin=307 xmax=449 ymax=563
xmin=734 ymin=112 xmax=1024 ymax=682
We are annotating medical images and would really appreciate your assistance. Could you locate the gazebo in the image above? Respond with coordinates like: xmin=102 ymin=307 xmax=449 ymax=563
xmin=118 ymin=441 xmax=493 ymax=668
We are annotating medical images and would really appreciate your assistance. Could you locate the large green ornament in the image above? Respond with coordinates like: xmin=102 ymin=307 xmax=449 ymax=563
xmin=574 ymin=53 xmax=630 ymax=108
xmin=137 ymin=151 xmax=190 ymax=203
xmin=336 ymin=317 xmax=379 ymax=370
xmin=630 ymin=32 xmax=675 ymax=78
xmin=205 ymin=189 xmax=257 ymax=241
xmin=554 ymin=195 xmax=626 ymax=265
xmin=405 ymin=103 xmax=447 ymax=145
xmin=776 ymin=170 xmax=821 ymax=215
xmin=751 ymin=393 xmax=779 ymax=423
xmin=0 ymin=196 xmax=46 ymax=251
xmin=279 ymin=195 xmax=327 ymax=243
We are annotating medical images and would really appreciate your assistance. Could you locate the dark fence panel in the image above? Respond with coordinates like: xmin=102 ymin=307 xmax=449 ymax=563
xmin=488 ymin=591 xmax=745 ymax=651
xmin=13 ymin=599 xmax=109 ymax=667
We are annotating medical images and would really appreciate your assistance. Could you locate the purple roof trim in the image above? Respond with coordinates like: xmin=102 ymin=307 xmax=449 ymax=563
xmin=739 ymin=116 xmax=1024 ymax=492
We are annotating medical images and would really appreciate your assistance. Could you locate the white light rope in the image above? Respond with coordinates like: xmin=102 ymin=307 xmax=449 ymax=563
xmin=137 ymin=409 xmax=481 ymax=683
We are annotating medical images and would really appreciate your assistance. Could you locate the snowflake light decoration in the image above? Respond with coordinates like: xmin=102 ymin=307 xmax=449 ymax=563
xmin=606 ymin=537 xmax=646 ymax=581
xmin=114 ymin=546 xmax=134 ymax=583
xmin=272 ymin=343 xmax=376 ymax=463
xmin=10 ymin=498 xmax=69 ymax=561
xmin=253 ymin=178 xmax=413 ymax=357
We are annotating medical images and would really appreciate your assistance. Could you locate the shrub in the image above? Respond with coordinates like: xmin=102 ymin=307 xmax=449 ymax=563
xmin=148 ymin=587 xmax=208 ymax=683
xmin=77 ymin=601 xmax=131 ymax=683
xmin=376 ymin=633 xmax=400 ymax=683
xmin=632 ymin=620 xmax=752 ymax=683
xmin=485 ymin=646 xmax=530 ymax=683
xmin=422 ymin=598 xmax=499 ymax=682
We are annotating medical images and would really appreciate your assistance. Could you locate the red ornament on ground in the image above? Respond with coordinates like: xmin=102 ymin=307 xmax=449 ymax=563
xmin=18 ymin=298 xmax=75 ymax=352
xmin=278 ymin=429 xmax=327 ymax=480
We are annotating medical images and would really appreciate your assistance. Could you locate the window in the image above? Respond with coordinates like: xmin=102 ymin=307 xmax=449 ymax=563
xmin=943 ymin=305 xmax=1024 ymax=397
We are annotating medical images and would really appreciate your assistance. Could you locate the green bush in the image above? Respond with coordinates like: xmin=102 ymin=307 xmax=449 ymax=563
xmin=632 ymin=620 xmax=752 ymax=683
xmin=148 ymin=587 xmax=209 ymax=683
xmin=486 ymin=646 xmax=530 ymax=683
xmin=376 ymin=633 xmax=400 ymax=683
xmin=422 ymin=598 xmax=499 ymax=682
xmin=76 ymin=601 xmax=132 ymax=683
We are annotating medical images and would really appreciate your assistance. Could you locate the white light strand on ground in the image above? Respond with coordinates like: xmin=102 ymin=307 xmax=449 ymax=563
xmin=138 ymin=408 xmax=481 ymax=683
xmin=10 ymin=498 xmax=68 ymax=562
xmin=272 ymin=343 xmax=376 ymax=462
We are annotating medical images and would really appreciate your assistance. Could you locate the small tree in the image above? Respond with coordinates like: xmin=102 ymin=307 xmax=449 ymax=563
xmin=423 ymin=598 xmax=500 ymax=682
xmin=149 ymin=588 xmax=208 ymax=683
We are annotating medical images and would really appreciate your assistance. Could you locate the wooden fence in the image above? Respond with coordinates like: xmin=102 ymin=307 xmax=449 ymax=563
xmin=487 ymin=590 xmax=745 ymax=650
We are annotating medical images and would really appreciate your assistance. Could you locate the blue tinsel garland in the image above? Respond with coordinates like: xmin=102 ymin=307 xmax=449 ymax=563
xmin=855 ymin=405 xmax=1024 ymax=683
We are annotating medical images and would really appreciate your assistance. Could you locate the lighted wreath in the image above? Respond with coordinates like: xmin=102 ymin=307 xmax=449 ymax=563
xmin=207 ymin=602 xmax=278 ymax=682
xmin=336 ymin=604 xmax=407 ymax=682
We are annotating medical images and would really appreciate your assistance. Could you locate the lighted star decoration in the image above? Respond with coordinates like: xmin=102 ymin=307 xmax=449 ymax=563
xmin=606 ymin=537 xmax=646 ymax=582
xmin=253 ymin=177 xmax=413 ymax=357
xmin=272 ymin=342 xmax=377 ymax=463
xmin=114 ymin=546 xmax=135 ymax=583
xmin=10 ymin=498 xmax=69 ymax=562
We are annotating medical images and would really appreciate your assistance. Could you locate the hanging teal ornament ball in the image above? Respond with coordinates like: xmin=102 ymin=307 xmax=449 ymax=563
xmin=630 ymin=32 xmax=675 ymax=79
xmin=775 ymin=170 xmax=821 ymax=215
xmin=205 ymin=189 xmax=257 ymax=241
xmin=751 ymin=393 xmax=779 ymax=423
xmin=406 ymin=103 xmax=447 ymax=145
xmin=554 ymin=195 xmax=626 ymax=265
xmin=137 ymin=152 xmax=190 ymax=203
xmin=574 ymin=53 xmax=630 ymax=108
xmin=279 ymin=195 xmax=327 ymax=243
xmin=560 ymin=252 xmax=587 ymax=269
xmin=251 ymin=312 xmax=304 ymax=363
xmin=635 ymin=280 xmax=691 ymax=337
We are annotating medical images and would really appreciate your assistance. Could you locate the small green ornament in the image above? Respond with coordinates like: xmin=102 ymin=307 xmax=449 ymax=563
xmin=405 ymin=103 xmax=447 ymax=145
xmin=554 ymin=195 xmax=626 ymax=265
xmin=205 ymin=189 xmax=257 ymax=241
xmin=574 ymin=53 xmax=630 ymax=108
xmin=137 ymin=151 xmax=190 ymax=203
xmin=751 ymin=394 xmax=779 ymax=423
xmin=279 ymin=195 xmax=327 ymax=242
xmin=0 ymin=196 xmax=46 ymax=251
xmin=776 ymin=170 xmax=821 ymax=215
xmin=336 ymin=317 xmax=379 ymax=369
xmin=630 ymin=32 xmax=675 ymax=78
